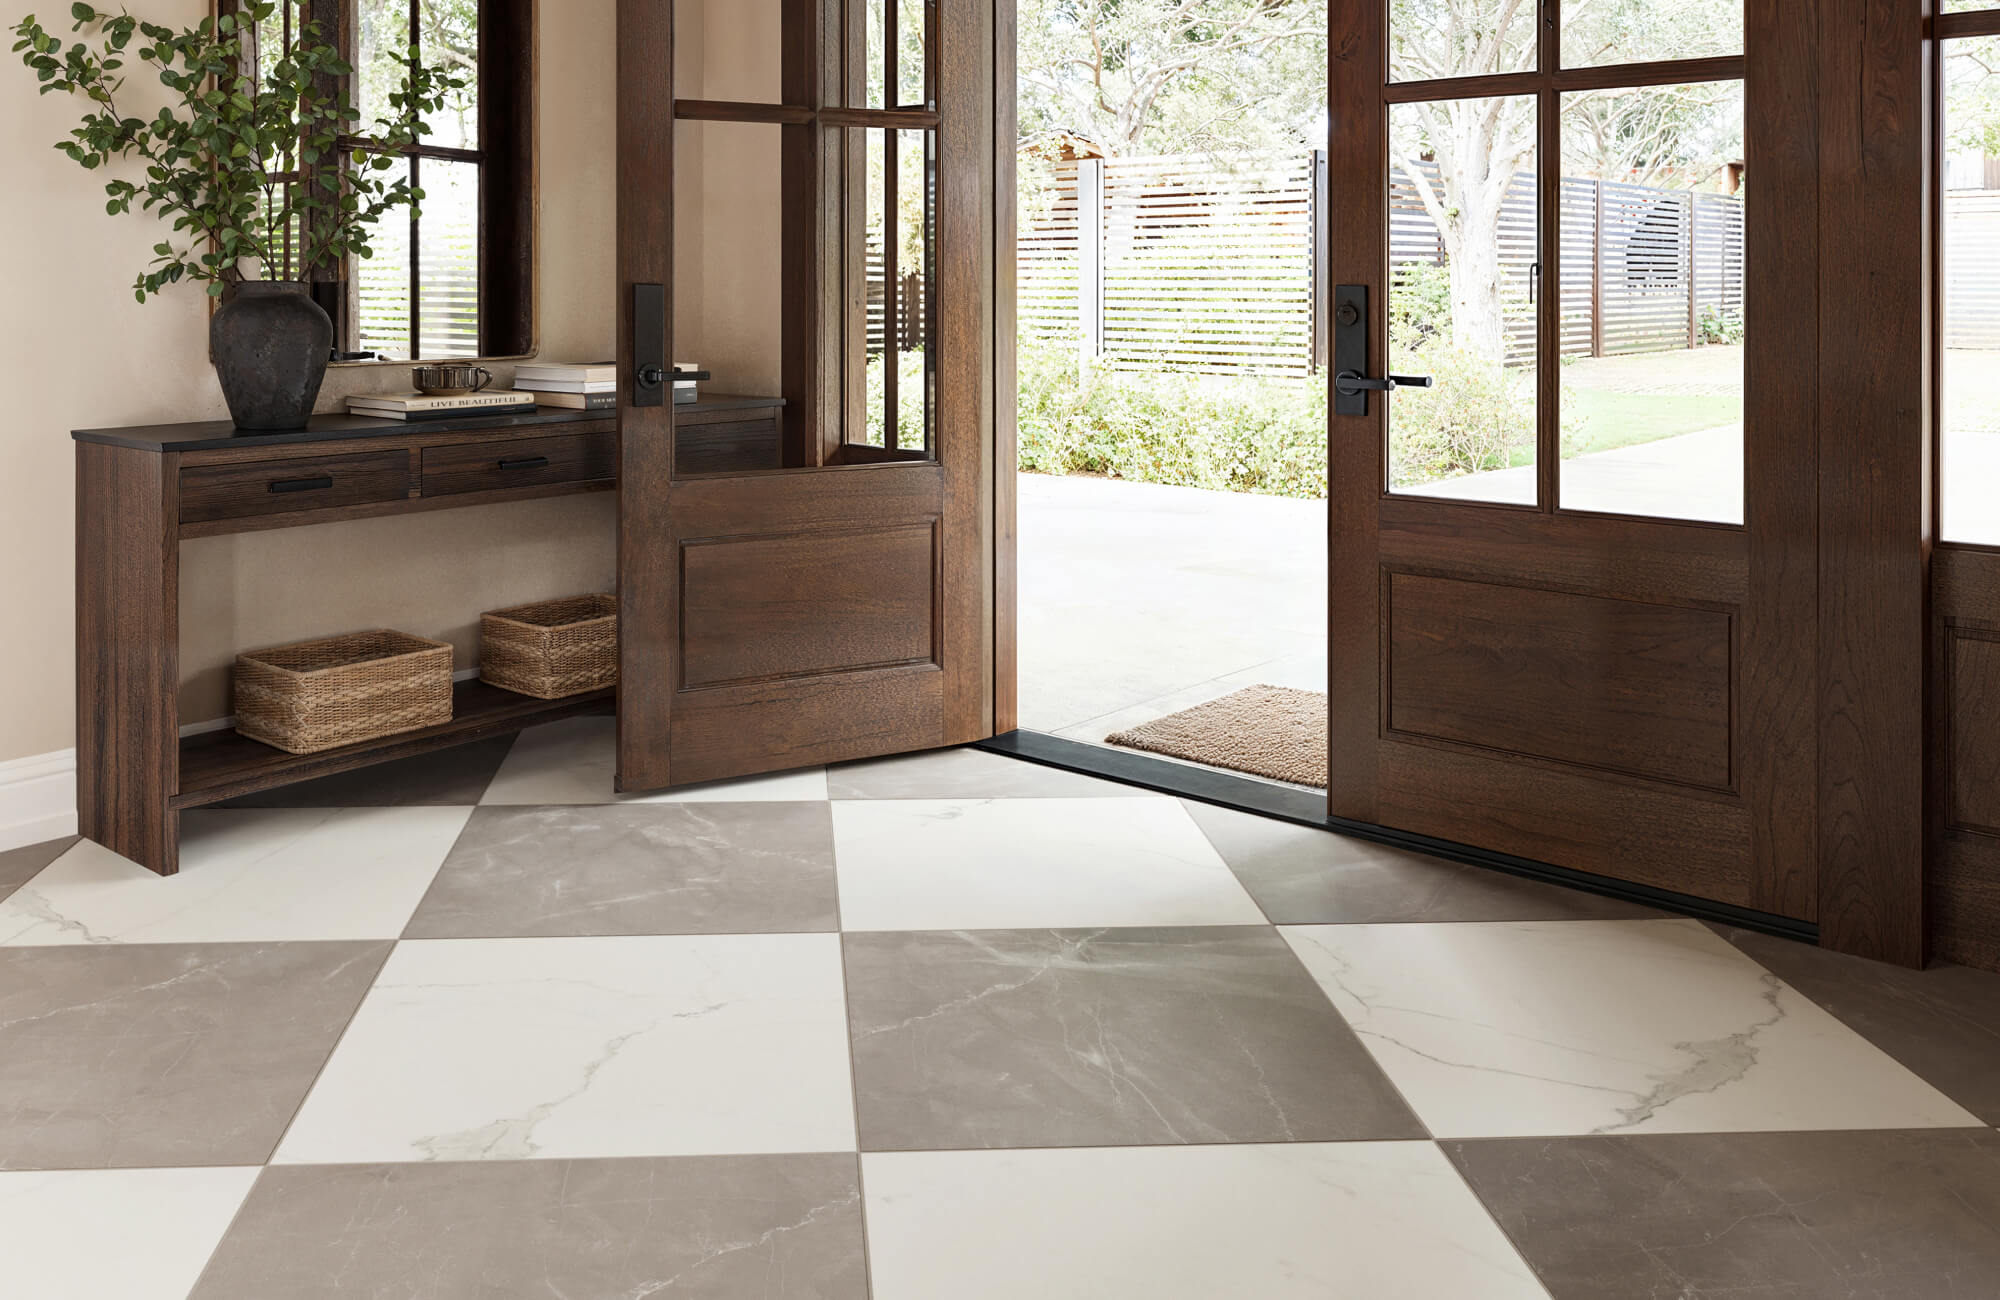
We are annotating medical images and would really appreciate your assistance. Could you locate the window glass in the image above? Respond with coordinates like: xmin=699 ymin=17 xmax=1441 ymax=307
xmin=1563 ymin=0 xmax=1741 ymax=69
xmin=418 ymin=0 xmax=479 ymax=150
xmin=1557 ymin=81 xmax=1745 ymax=523
xmin=846 ymin=127 xmax=936 ymax=457
xmin=1391 ymin=0 xmax=1536 ymax=82
xmin=355 ymin=155 xmax=414 ymax=358
xmin=1387 ymin=96 xmax=1540 ymax=505
xmin=415 ymin=157 xmax=482 ymax=357
xmin=861 ymin=0 xmax=931 ymax=108
xmin=673 ymin=0 xmax=784 ymax=104
xmin=1943 ymin=35 xmax=2000 ymax=546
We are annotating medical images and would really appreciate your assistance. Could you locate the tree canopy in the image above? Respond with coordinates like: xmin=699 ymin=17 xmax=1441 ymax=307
xmin=1017 ymin=0 xmax=1327 ymax=157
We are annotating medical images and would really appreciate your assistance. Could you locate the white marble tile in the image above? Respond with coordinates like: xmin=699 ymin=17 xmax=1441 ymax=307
xmin=1283 ymin=919 xmax=1985 ymax=1138
xmin=863 ymin=1143 xmax=1549 ymax=1300
xmin=0 ymin=808 xmax=471 ymax=945
xmin=480 ymin=717 xmax=829 ymax=804
xmin=274 ymin=933 xmax=856 ymax=1164
xmin=832 ymin=798 xmax=1267 ymax=931
xmin=0 ymin=1166 xmax=260 ymax=1300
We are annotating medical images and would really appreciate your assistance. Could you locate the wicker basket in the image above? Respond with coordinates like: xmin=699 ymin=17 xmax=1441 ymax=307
xmin=480 ymin=594 xmax=619 ymax=699
xmin=233 ymin=630 xmax=455 ymax=755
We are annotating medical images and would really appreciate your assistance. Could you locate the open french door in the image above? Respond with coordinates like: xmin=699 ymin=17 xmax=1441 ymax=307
xmin=1326 ymin=0 xmax=1820 ymax=919
xmin=613 ymin=0 xmax=997 ymax=791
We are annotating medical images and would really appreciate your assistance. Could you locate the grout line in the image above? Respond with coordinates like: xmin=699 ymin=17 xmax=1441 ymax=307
xmin=256 ymin=938 xmax=401 ymax=1170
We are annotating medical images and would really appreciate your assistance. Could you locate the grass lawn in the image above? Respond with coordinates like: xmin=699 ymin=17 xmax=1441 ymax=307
xmin=1561 ymin=388 xmax=1744 ymax=456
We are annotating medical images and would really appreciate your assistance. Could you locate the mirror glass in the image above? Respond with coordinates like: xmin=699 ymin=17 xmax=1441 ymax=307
xmin=236 ymin=0 xmax=535 ymax=365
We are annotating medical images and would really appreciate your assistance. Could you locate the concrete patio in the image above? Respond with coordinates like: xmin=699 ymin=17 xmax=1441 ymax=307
xmin=1016 ymin=427 xmax=1997 ymax=751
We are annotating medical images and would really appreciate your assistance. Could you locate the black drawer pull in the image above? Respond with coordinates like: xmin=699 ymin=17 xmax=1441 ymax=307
xmin=268 ymin=475 xmax=334 ymax=494
xmin=497 ymin=455 xmax=551 ymax=472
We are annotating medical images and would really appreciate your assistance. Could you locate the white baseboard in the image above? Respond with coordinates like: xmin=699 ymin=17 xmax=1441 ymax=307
xmin=7 ymin=669 xmax=486 ymax=853
xmin=0 ymin=748 xmax=77 ymax=854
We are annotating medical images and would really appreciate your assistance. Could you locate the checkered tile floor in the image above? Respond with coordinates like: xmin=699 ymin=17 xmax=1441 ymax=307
xmin=3 ymin=717 xmax=1999 ymax=1298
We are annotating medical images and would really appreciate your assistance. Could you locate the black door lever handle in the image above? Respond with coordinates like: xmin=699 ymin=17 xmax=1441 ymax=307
xmin=1334 ymin=370 xmax=1434 ymax=397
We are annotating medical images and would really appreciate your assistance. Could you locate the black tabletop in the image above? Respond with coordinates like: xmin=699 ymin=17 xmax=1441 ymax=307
xmin=73 ymin=394 xmax=786 ymax=452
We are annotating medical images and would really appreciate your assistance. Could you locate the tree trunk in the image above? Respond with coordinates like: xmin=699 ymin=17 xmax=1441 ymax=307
xmin=1450 ymin=227 xmax=1507 ymax=361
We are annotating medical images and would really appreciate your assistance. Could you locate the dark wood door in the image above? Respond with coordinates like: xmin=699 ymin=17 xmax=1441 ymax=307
xmin=1327 ymin=0 xmax=1819 ymax=918
xmin=614 ymin=0 xmax=997 ymax=790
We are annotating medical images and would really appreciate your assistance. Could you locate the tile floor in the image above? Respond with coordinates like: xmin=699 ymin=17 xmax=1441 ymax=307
xmin=3 ymin=720 xmax=1999 ymax=1297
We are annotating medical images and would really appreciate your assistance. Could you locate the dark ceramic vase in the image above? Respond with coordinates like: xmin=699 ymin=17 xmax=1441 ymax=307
xmin=210 ymin=281 xmax=334 ymax=431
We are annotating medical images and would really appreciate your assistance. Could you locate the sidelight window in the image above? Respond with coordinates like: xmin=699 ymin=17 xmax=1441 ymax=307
xmin=1939 ymin=22 xmax=2000 ymax=547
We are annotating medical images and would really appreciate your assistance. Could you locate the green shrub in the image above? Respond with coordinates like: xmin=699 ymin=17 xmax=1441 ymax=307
xmin=1017 ymin=341 xmax=1329 ymax=498
xmin=1385 ymin=341 xmax=1539 ymax=487
xmin=1015 ymin=336 xmax=1576 ymax=500
xmin=1698 ymin=306 xmax=1745 ymax=346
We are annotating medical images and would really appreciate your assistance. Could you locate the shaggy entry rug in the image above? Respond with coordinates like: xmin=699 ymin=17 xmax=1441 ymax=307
xmin=1106 ymin=684 xmax=1328 ymax=788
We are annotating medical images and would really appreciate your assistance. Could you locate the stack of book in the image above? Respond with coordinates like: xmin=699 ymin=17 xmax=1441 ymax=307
xmin=517 ymin=361 xmax=713 ymax=409
xmin=516 ymin=361 xmax=618 ymax=411
xmin=347 ymin=389 xmax=537 ymax=421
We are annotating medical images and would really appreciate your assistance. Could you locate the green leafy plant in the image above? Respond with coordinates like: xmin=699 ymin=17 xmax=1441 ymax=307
xmin=12 ymin=2 xmax=462 ymax=300
xmin=1697 ymin=305 xmax=1745 ymax=346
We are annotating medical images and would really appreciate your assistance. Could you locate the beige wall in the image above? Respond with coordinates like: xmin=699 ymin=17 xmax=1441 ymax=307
xmin=0 ymin=0 xmax=618 ymax=759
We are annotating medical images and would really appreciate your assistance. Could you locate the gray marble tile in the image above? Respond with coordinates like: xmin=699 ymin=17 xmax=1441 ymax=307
xmin=828 ymin=746 xmax=1153 ymax=799
xmin=403 ymin=803 xmax=838 ymax=938
xmin=0 ymin=941 xmax=389 ymax=1170
xmin=1183 ymin=801 xmax=1665 ymax=924
xmin=844 ymin=926 xmax=1423 ymax=1151
xmin=1446 ymin=1129 xmax=2000 ymax=1299
xmin=192 ymin=1154 xmax=867 ymax=1299
xmin=213 ymin=735 xmax=517 ymax=807
xmin=0 ymin=837 xmax=76 ymax=905
xmin=1722 ymin=926 xmax=2000 ymax=1124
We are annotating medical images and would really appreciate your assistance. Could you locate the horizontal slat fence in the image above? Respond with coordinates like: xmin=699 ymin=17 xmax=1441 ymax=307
xmin=1098 ymin=156 xmax=1316 ymax=375
xmin=1947 ymin=191 xmax=2000 ymax=349
xmin=1021 ymin=151 xmax=1766 ymax=375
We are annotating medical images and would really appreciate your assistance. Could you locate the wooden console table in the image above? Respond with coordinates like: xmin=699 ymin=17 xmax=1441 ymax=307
xmin=74 ymin=396 xmax=782 ymax=876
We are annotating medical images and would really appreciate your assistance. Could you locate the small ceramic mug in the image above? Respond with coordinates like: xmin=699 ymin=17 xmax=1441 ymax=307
xmin=412 ymin=363 xmax=494 ymax=396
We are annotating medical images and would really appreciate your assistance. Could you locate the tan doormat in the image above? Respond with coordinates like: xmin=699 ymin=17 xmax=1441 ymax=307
xmin=1106 ymin=685 xmax=1327 ymax=788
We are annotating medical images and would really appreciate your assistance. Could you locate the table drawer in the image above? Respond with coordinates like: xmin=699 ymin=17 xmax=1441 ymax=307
xmin=179 ymin=450 xmax=413 ymax=525
xmin=421 ymin=432 xmax=615 ymax=497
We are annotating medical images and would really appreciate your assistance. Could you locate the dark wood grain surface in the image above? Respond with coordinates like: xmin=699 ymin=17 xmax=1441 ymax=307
xmin=1386 ymin=573 xmax=1735 ymax=791
xmin=1815 ymin=0 xmax=1930 ymax=965
xmin=179 ymin=449 xmax=414 ymax=525
xmin=75 ymin=442 xmax=180 ymax=875
xmin=419 ymin=432 xmax=615 ymax=497
xmin=176 ymin=682 xmax=613 ymax=808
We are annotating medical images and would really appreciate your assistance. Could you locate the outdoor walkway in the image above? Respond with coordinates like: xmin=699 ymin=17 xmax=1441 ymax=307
xmin=1017 ymin=473 xmax=1326 ymax=740
xmin=1018 ymin=423 xmax=1998 ymax=745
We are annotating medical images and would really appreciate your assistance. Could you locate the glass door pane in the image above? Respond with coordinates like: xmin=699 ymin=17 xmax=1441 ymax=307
xmin=1390 ymin=0 xmax=1536 ymax=79
xmin=674 ymin=0 xmax=785 ymax=103
xmin=1562 ymin=0 xmax=1741 ymax=69
xmin=1943 ymin=35 xmax=2000 ymax=546
xmin=1558 ymin=81 xmax=1745 ymax=524
xmin=1387 ymin=96 xmax=1540 ymax=505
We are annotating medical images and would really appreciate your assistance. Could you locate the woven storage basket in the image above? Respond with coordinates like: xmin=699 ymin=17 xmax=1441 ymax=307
xmin=234 ymin=630 xmax=454 ymax=755
xmin=480 ymin=593 xmax=619 ymax=699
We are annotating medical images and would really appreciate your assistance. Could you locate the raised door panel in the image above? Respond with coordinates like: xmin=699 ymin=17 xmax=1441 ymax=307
xmin=1385 ymin=572 xmax=1735 ymax=791
xmin=1377 ymin=743 xmax=1755 ymax=906
xmin=1947 ymin=629 xmax=2000 ymax=837
xmin=1932 ymin=549 xmax=2000 ymax=971
xmin=679 ymin=521 xmax=939 ymax=688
